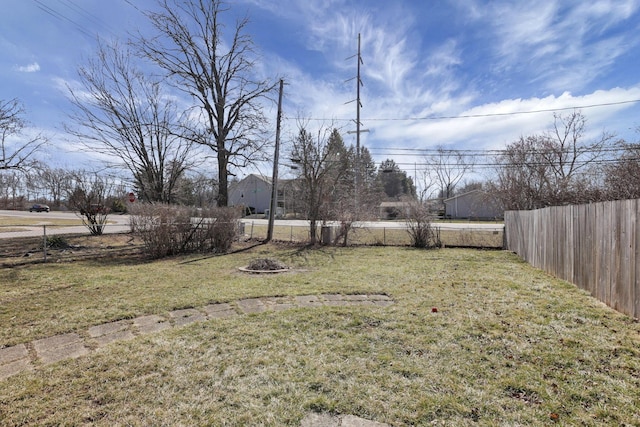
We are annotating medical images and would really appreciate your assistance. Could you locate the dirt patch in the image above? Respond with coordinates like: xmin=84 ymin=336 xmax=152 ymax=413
xmin=247 ymin=258 xmax=289 ymax=271
xmin=239 ymin=257 xmax=291 ymax=274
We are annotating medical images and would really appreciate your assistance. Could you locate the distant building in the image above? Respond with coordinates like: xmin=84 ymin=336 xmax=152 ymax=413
xmin=228 ymin=174 xmax=298 ymax=216
xmin=444 ymin=190 xmax=503 ymax=220
xmin=228 ymin=174 xmax=272 ymax=214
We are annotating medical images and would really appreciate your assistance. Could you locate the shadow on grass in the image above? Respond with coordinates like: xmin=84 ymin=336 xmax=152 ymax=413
xmin=178 ymin=240 xmax=267 ymax=265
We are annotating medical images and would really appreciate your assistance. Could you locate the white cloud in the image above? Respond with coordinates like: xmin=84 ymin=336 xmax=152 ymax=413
xmin=368 ymin=87 xmax=640 ymax=153
xmin=464 ymin=0 xmax=640 ymax=92
xmin=16 ymin=62 xmax=40 ymax=73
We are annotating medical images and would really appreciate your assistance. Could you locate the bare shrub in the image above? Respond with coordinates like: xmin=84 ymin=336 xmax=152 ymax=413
xmin=129 ymin=203 xmax=240 ymax=258
xmin=406 ymin=203 xmax=441 ymax=249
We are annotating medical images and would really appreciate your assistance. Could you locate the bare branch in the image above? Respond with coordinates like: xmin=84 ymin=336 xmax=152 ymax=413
xmin=65 ymin=40 xmax=196 ymax=203
xmin=137 ymin=0 xmax=277 ymax=206
xmin=0 ymin=98 xmax=48 ymax=172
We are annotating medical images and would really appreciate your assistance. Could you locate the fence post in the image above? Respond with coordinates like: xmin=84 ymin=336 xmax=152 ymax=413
xmin=250 ymin=221 xmax=254 ymax=239
xmin=43 ymin=225 xmax=47 ymax=262
xmin=290 ymin=225 xmax=293 ymax=242
xmin=384 ymin=227 xmax=386 ymax=246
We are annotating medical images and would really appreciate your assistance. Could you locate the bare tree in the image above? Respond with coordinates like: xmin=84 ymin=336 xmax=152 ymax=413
xmin=66 ymin=170 xmax=116 ymax=235
xmin=604 ymin=140 xmax=640 ymax=200
xmin=0 ymin=98 xmax=47 ymax=171
xmin=290 ymin=124 xmax=349 ymax=244
xmin=487 ymin=136 xmax=550 ymax=210
xmin=31 ymin=165 xmax=72 ymax=208
xmin=0 ymin=171 xmax=25 ymax=209
xmin=138 ymin=0 xmax=277 ymax=207
xmin=66 ymin=41 xmax=194 ymax=204
xmin=488 ymin=111 xmax=614 ymax=210
xmin=423 ymin=146 xmax=475 ymax=199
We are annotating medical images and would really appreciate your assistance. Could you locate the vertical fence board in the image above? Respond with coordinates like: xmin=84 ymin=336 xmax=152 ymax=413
xmin=506 ymin=199 xmax=639 ymax=318
xmin=634 ymin=199 xmax=640 ymax=318
xmin=614 ymin=200 xmax=631 ymax=314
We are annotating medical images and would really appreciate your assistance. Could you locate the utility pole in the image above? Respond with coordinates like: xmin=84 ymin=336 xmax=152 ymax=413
xmin=356 ymin=33 xmax=363 ymax=158
xmin=266 ymin=79 xmax=284 ymax=242
xmin=346 ymin=34 xmax=367 ymax=154
xmin=346 ymin=34 xmax=368 ymax=214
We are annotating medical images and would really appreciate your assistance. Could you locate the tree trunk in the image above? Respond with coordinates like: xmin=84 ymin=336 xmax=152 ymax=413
xmin=309 ymin=218 xmax=317 ymax=245
xmin=217 ymin=147 xmax=228 ymax=207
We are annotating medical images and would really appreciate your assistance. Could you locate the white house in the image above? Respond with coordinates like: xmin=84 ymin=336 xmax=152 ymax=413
xmin=228 ymin=174 xmax=272 ymax=214
xmin=228 ymin=174 xmax=296 ymax=216
xmin=444 ymin=190 xmax=503 ymax=220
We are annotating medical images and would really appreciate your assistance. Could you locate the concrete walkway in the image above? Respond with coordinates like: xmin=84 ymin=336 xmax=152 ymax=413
xmin=1 ymin=293 xmax=393 ymax=381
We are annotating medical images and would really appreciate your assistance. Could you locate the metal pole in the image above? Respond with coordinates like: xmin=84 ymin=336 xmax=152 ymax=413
xmin=356 ymin=33 xmax=362 ymax=159
xmin=267 ymin=79 xmax=284 ymax=242
xmin=43 ymin=225 xmax=47 ymax=262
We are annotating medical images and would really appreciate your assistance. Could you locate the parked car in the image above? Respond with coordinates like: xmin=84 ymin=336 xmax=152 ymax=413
xmin=29 ymin=204 xmax=50 ymax=212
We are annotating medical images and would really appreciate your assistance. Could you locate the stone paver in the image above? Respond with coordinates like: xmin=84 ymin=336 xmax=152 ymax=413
xmin=324 ymin=299 xmax=351 ymax=307
xmin=169 ymin=308 xmax=207 ymax=327
xmin=342 ymin=295 xmax=375 ymax=305
xmin=261 ymin=296 xmax=297 ymax=311
xmin=300 ymin=413 xmax=390 ymax=427
xmin=88 ymin=320 xmax=136 ymax=347
xmin=87 ymin=319 xmax=130 ymax=338
xmin=236 ymin=298 xmax=267 ymax=314
xmin=0 ymin=344 xmax=32 ymax=380
xmin=372 ymin=299 xmax=394 ymax=307
xmin=0 ymin=344 xmax=29 ymax=364
xmin=133 ymin=315 xmax=172 ymax=334
xmin=301 ymin=413 xmax=340 ymax=427
xmin=341 ymin=414 xmax=389 ymax=427
xmin=2 ymin=294 xmax=394 ymax=381
xmin=202 ymin=303 xmax=237 ymax=318
xmin=93 ymin=330 xmax=136 ymax=347
xmin=368 ymin=294 xmax=392 ymax=301
xmin=295 ymin=295 xmax=324 ymax=307
xmin=32 ymin=333 xmax=89 ymax=365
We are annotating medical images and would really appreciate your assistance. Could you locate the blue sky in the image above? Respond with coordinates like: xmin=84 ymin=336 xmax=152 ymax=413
xmin=2 ymin=0 xmax=640 ymax=182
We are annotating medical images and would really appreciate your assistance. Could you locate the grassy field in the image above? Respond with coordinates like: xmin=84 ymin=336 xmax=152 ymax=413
xmin=0 ymin=216 xmax=86 ymax=234
xmin=1 ymin=245 xmax=639 ymax=425
xmin=247 ymin=223 xmax=504 ymax=248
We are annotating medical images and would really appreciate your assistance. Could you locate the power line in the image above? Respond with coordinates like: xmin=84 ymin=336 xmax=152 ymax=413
xmin=369 ymin=145 xmax=632 ymax=157
xmin=366 ymin=99 xmax=640 ymax=121
xmin=122 ymin=0 xmax=144 ymax=15
xmin=58 ymin=0 xmax=116 ymax=36
xmin=34 ymin=0 xmax=95 ymax=38
xmin=283 ymin=99 xmax=640 ymax=122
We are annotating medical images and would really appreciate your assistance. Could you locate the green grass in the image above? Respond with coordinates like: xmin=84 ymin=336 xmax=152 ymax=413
xmin=1 ymin=246 xmax=639 ymax=425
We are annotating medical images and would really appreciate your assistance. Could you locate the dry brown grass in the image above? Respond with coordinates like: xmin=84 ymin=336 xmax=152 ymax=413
xmin=1 ymin=245 xmax=639 ymax=425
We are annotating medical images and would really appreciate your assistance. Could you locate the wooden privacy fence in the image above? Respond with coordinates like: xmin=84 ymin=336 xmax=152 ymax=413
xmin=505 ymin=199 xmax=639 ymax=318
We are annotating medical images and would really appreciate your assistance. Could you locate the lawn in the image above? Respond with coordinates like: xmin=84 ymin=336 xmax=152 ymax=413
xmin=246 ymin=223 xmax=504 ymax=248
xmin=1 ymin=245 xmax=639 ymax=425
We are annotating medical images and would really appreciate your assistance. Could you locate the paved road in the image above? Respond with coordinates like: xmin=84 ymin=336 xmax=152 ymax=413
xmin=0 ymin=209 xmax=503 ymax=240
xmin=0 ymin=210 xmax=130 ymax=239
